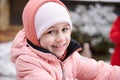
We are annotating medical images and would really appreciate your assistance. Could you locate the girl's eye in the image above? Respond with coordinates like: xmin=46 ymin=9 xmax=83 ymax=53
xmin=47 ymin=30 xmax=55 ymax=34
xmin=62 ymin=28 xmax=69 ymax=32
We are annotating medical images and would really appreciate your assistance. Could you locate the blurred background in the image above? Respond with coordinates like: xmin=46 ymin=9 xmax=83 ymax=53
xmin=0 ymin=0 xmax=120 ymax=80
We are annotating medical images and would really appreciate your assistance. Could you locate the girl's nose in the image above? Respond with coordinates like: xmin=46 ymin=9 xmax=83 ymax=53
xmin=56 ymin=32 xmax=65 ymax=43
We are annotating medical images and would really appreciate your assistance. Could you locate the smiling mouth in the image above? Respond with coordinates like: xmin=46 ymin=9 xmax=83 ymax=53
xmin=52 ymin=43 xmax=66 ymax=49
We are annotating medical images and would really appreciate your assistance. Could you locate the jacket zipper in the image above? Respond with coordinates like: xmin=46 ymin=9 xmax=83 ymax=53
xmin=60 ymin=62 xmax=65 ymax=80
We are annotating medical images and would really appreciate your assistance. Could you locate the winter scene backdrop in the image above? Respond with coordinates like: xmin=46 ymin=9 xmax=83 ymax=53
xmin=0 ymin=2 xmax=119 ymax=80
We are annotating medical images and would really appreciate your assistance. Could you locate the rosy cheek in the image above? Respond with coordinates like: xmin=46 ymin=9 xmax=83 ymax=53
xmin=40 ymin=42 xmax=50 ymax=50
xmin=43 ymin=39 xmax=53 ymax=47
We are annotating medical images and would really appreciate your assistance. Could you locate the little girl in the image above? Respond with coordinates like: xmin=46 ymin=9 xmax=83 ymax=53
xmin=11 ymin=0 xmax=120 ymax=80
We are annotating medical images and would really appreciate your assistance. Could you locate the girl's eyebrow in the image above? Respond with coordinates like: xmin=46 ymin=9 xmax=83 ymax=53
xmin=47 ymin=26 xmax=54 ymax=30
xmin=63 ymin=23 xmax=70 ymax=27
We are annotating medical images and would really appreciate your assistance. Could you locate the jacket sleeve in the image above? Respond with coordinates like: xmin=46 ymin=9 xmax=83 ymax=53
xmin=110 ymin=17 xmax=120 ymax=44
xmin=73 ymin=52 xmax=120 ymax=80
xmin=15 ymin=55 xmax=55 ymax=80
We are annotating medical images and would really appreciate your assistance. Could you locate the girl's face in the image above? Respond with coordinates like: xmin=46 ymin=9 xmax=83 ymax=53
xmin=39 ymin=22 xmax=71 ymax=58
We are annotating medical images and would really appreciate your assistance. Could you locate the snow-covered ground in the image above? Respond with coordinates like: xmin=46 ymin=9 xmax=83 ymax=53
xmin=0 ymin=42 xmax=16 ymax=80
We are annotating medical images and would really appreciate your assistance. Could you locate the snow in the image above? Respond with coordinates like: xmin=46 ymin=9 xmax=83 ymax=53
xmin=70 ymin=3 xmax=117 ymax=39
xmin=0 ymin=42 xmax=16 ymax=80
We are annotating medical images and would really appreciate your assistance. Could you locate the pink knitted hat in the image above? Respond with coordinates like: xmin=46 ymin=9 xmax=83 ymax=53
xmin=22 ymin=0 xmax=72 ymax=46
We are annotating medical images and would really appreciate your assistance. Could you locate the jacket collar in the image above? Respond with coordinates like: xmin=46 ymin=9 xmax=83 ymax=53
xmin=27 ymin=38 xmax=82 ymax=61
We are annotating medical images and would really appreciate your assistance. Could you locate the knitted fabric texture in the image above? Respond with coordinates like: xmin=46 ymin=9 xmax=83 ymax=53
xmin=35 ymin=2 xmax=72 ymax=39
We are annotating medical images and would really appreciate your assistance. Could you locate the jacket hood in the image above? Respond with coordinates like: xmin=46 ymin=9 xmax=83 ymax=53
xmin=22 ymin=0 xmax=69 ymax=47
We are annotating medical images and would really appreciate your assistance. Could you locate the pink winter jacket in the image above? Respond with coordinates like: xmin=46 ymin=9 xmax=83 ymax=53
xmin=11 ymin=29 xmax=120 ymax=80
